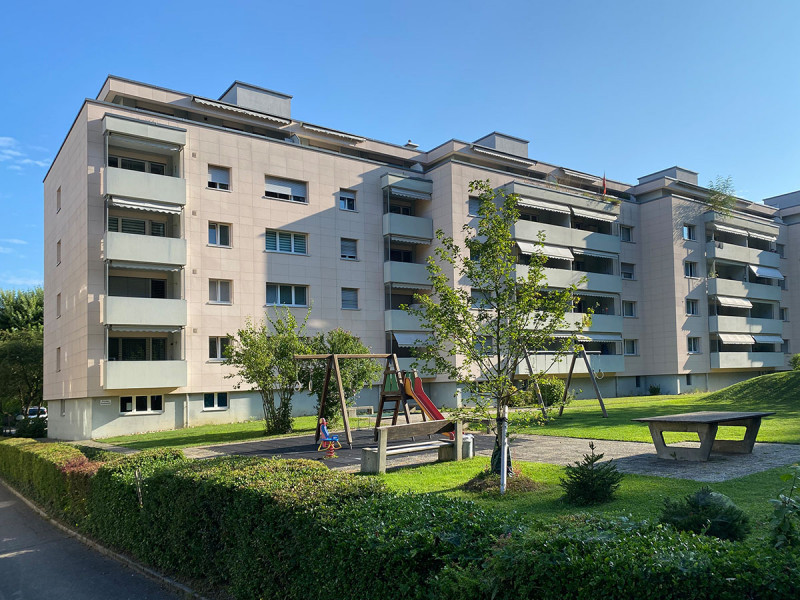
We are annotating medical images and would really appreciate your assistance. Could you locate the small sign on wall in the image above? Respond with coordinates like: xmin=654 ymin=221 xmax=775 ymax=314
xmin=99 ymin=399 xmax=111 ymax=406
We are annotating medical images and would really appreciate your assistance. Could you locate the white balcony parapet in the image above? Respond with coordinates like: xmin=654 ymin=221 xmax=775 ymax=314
xmin=105 ymin=360 xmax=187 ymax=390
xmin=519 ymin=353 xmax=624 ymax=376
xmin=105 ymin=167 xmax=186 ymax=206
xmin=513 ymin=221 xmax=620 ymax=255
xmin=707 ymin=278 xmax=781 ymax=302
xmin=104 ymin=232 xmax=186 ymax=267
xmin=383 ymin=213 xmax=434 ymax=242
xmin=384 ymin=262 xmax=431 ymax=287
xmin=105 ymin=297 xmax=187 ymax=328
xmin=706 ymin=241 xmax=780 ymax=269
xmin=708 ymin=316 xmax=783 ymax=336
xmin=384 ymin=310 xmax=427 ymax=331
xmin=709 ymin=352 xmax=784 ymax=369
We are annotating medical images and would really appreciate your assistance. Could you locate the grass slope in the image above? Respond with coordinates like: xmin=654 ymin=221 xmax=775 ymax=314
xmin=517 ymin=371 xmax=800 ymax=444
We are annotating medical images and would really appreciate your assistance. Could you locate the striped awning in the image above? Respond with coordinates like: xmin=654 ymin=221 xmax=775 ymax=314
xmin=752 ymin=335 xmax=783 ymax=345
xmin=518 ymin=198 xmax=570 ymax=214
xmin=389 ymin=187 xmax=432 ymax=201
xmin=389 ymin=235 xmax=431 ymax=245
xmin=518 ymin=242 xmax=573 ymax=260
xmin=748 ymin=231 xmax=777 ymax=242
xmin=749 ymin=264 xmax=784 ymax=280
xmin=571 ymin=207 xmax=617 ymax=222
xmin=109 ymin=197 xmax=182 ymax=215
xmin=716 ymin=296 xmax=753 ymax=308
xmin=582 ymin=333 xmax=623 ymax=343
xmin=390 ymin=282 xmax=432 ymax=290
xmin=718 ymin=333 xmax=755 ymax=344
xmin=711 ymin=223 xmax=748 ymax=237
xmin=109 ymin=325 xmax=181 ymax=333
xmin=108 ymin=261 xmax=182 ymax=272
xmin=392 ymin=332 xmax=431 ymax=347
xmin=573 ymin=248 xmax=617 ymax=259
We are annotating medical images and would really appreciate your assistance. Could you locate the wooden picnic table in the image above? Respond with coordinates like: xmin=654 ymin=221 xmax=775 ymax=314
xmin=632 ymin=411 xmax=775 ymax=462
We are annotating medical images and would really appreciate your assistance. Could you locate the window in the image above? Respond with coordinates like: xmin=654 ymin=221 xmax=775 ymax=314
xmin=60 ymin=399 xmax=66 ymax=417
xmin=686 ymin=299 xmax=699 ymax=315
xmin=56 ymin=186 xmax=61 ymax=213
xmin=340 ymin=238 xmax=358 ymax=260
xmin=687 ymin=337 xmax=701 ymax=354
xmin=339 ymin=190 xmax=356 ymax=211
xmin=208 ymin=166 xmax=230 ymax=190
xmin=265 ymin=177 xmax=307 ymax=203
xmin=471 ymin=289 xmax=492 ymax=309
xmin=120 ymin=394 xmax=164 ymax=414
xmin=621 ymin=263 xmax=635 ymax=280
xmin=56 ymin=293 xmax=61 ymax=318
xmin=209 ymin=336 xmax=230 ymax=361
xmin=109 ymin=276 xmax=166 ymax=299
xmin=56 ymin=347 xmax=61 ymax=372
xmin=203 ymin=392 xmax=228 ymax=410
xmin=780 ymin=277 xmax=787 ymax=291
xmin=265 ymin=230 xmax=307 ymax=254
xmin=56 ymin=240 xmax=61 ymax=265
xmin=781 ymin=307 xmax=788 ymax=321
xmin=622 ymin=301 xmax=636 ymax=317
xmin=209 ymin=279 xmax=232 ymax=304
xmin=468 ymin=197 xmax=481 ymax=216
xmin=686 ymin=374 xmax=692 ymax=386
xmin=341 ymin=288 xmax=359 ymax=310
xmin=108 ymin=338 xmax=167 ymax=361
xmin=266 ymin=284 xmax=308 ymax=307
xmin=623 ymin=339 xmax=638 ymax=356
xmin=108 ymin=216 xmax=166 ymax=237
xmin=684 ymin=261 xmax=699 ymax=278
xmin=635 ymin=375 xmax=641 ymax=388
xmin=108 ymin=155 xmax=166 ymax=175
xmin=683 ymin=224 xmax=696 ymax=241
xmin=475 ymin=335 xmax=494 ymax=355
xmin=620 ymin=225 xmax=632 ymax=242
xmin=777 ymin=243 xmax=785 ymax=258
xmin=781 ymin=340 xmax=790 ymax=354
xmin=209 ymin=222 xmax=231 ymax=247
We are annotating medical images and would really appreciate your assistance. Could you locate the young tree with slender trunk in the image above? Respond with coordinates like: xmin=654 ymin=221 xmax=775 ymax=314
xmin=405 ymin=179 xmax=584 ymax=474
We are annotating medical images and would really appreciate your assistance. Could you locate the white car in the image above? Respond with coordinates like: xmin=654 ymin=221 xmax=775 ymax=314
xmin=16 ymin=406 xmax=47 ymax=420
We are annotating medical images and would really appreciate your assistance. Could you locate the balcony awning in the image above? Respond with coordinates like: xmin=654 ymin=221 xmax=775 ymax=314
xmin=108 ymin=260 xmax=182 ymax=272
xmin=561 ymin=168 xmax=599 ymax=183
xmin=552 ymin=332 xmax=592 ymax=341
xmin=571 ymin=207 xmax=617 ymax=222
xmin=582 ymin=333 xmax=623 ymax=343
xmin=752 ymin=335 xmax=783 ymax=345
xmin=518 ymin=241 xmax=573 ymax=260
xmin=389 ymin=235 xmax=431 ymax=245
xmin=748 ymin=231 xmax=777 ymax=242
xmin=390 ymin=282 xmax=432 ymax=290
xmin=107 ymin=134 xmax=183 ymax=154
xmin=392 ymin=332 xmax=431 ymax=348
xmin=109 ymin=197 xmax=183 ymax=215
xmin=711 ymin=223 xmax=748 ymax=237
xmin=109 ymin=325 xmax=182 ymax=333
xmin=518 ymin=197 xmax=570 ymax=214
xmin=718 ymin=333 xmax=755 ymax=344
xmin=716 ymin=296 xmax=753 ymax=308
xmin=388 ymin=187 xmax=432 ymax=201
xmin=572 ymin=248 xmax=617 ymax=259
xmin=749 ymin=264 xmax=784 ymax=280
xmin=301 ymin=123 xmax=365 ymax=143
xmin=574 ymin=291 xmax=618 ymax=300
xmin=192 ymin=96 xmax=291 ymax=125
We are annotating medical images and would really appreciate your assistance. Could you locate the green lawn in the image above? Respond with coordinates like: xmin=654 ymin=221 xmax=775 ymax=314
xmin=381 ymin=456 xmax=793 ymax=540
xmin=515 ymin=371 xmax=800 ymax=444
xmin=99 ymin=416 xmax=321 ymax=450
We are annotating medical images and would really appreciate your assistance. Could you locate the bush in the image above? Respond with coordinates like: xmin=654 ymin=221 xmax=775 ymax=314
xmin=14 ymin=417 xmax=47 ymax=438
xmin=649 ymin=384 xmax=661 ymax=395
xmin=508 ymin=377 xmax=565 ymax=408
xmin=559 ymin=442 xmax=623 ymax=506
xmin=790 ymin=354 xmax=800 ymax=371
xmin=770 ymin=465 xmax=800 ymax=548
xmin=660 ymin=486 xmax=751 ymax=541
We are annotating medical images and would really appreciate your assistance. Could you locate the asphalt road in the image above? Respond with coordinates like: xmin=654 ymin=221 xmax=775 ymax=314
xmin=0 ymin=481 xmax=182 ymax=600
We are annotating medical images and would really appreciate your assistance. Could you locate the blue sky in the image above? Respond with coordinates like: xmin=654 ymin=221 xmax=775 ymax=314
xmin=2 ymin=0 xmax=799 ymax=289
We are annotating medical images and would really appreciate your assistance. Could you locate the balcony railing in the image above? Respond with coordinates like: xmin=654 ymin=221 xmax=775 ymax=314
xmin=512 ymin=221 xmax=620 ymax=254
xmin=709 ymin=352 xmax=784 ymax=369
xmin=707 ymin=278 xmax=781 ymax=301
xmin=105 ymin=297 xmax=187 ymax=328
xmin=105 ymin=167 xmax=186 ymax=206
xmin=708 ymin=315 xmax=783 ymax=335
xmin=104 ymin=231 xmax=186 ymax=267
xmin=384 ymin=309 xmax=426 ymax=331
xmin=706 ymin=241 xmax=780 ymax=268
xmin=105 ymin=360 xmax=187 ymax=390
xmin=384 ymin=262 xmax=430 ymax=287
xmin=519 ymin=353 xmax=624 ymax=376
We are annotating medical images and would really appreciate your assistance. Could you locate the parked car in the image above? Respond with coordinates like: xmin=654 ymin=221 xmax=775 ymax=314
xmin=16 ymin=406 xmax=47 ymax=420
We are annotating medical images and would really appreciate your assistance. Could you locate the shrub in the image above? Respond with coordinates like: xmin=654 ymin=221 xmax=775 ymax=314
xmin=649 ymin=384 xmax=661 ymax=395
xmin=508 ymin=377 xmax=565 ymax=408
xmin=559 ymin=442 xmax=623 ymax=506
xmin=14 ymin=417 xmax=47 ymax=438
xmin=660 ymin=486 xmax=750 ymax=541
xmin=770 ymin=464 xmax=800 ymax=548
xmin=790 ymin=354 xmax=800 ymax=371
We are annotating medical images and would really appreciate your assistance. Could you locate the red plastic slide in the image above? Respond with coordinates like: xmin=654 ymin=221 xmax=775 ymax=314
xmin=403 ymin=375 xmax=445 ymax=421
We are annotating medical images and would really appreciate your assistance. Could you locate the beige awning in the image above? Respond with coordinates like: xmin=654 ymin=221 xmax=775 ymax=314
xmin=109 ymin=197 xmax=182 ymax=215
xmin=518 ymin=198 xmax=570 ymax=214
xmin=108 ymin=260 xmax=182 ymax=271
xmin=392 ymin=332 xmax=431 ymax=347
xmin=711 ymin=223 xmax=748 ymax=237
xmin=748 ymin=231 xmax=777 ymax=242
xmin=716 ymin=296 xmax=753 ymax=308
xmin=389 ymin=187 xmax=432 ymax=201
xmin=573 ymin=248 xmax=617 ymax=259
xmin=582 ymin=333 xmax=623 ymax=343
xmin=109 ymin=325 xmax=182 ymax=333
xmin=571 ymin=207 xmax=617 ymax=222
xmin=390 ymin=235 xmax=431 ymax=245
xmin=749 ymin=264 xmax=784 ymax=280
xmin=752 ymin=335 xmax=783 ymax=344
xmin=518 ymin=242 xmax=573 ymax=260
xmin=718 ymin=333 xmax=755 ymax=344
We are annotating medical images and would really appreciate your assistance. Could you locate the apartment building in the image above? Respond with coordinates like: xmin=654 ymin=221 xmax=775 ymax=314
xmin=43 ymin=76 xmax=796 ymax=440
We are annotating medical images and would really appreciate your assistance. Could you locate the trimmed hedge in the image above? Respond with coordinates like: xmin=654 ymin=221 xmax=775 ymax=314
xmin=2 ymin=439 xmax=799 ymax=600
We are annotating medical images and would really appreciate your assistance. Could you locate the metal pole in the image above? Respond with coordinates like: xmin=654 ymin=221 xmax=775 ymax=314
xmin=500 ymin=405 xmax=509 ymax=495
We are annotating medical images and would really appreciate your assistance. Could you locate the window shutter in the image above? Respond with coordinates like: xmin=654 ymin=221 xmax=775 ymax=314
xmin=266 ymin=284 xmax=278 ymax=304
xmin=150 ymin=222 xmax=166 ymax=237
xmin=121 ymin=218 xmax=146 ymax=235
xmin=265 ymin=230 xmax=277 ymax=251
xmin=265 ymin=177 xmax=306 ymax=202
xmin=293 ymin=234 xmax=307 ymax=254
xmin=294 ymin=286 xmax=307 ymax=306
xmin=108 ymin=216 xmax=119 ymax=232
xmin=209 ymin=166 xmax=230 ymax=189
xmin=278 ymin=232 xmax=293 ymax=253
xmin=341 ymin=288 xmax=358 ymax=309
xmin=219 ymin=224 xmax=230 ymax=246
xmin=341 ymin=239 xmax=357 ymax=258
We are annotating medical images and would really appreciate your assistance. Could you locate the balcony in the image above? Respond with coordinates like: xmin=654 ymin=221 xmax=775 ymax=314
xmin=562 ymin=313 xmax=623 ymax=333
xmin=384 ymin=309 xmax=426 ymax=331
xmin=383 ymin=213 xmax=433 ymax=241
xmin=104 ymin=231 xmax=186 ymax=267
xmin=512 ymin=221 xmax=620 ymax=255
xmin=105 ymin=360 xmax=187 ymax=390
xmin=707 ymin=278 xmax=781 ymax=301
xmin=704 ymin=210 xmax=779 ymax=239
xmin=105 ymin=167 xmax=186 ymax=206
xmin=706 ymin=241 xmax=780 ymax=268
xmin=380 ymin=173 xmax=433 ymax=198
xmin=710 ymin=352 xmax=784 ymax=370
xmin=384 ymin=262 xmax=430 ymax=287
xmin=520 ymin=353 xmax=625 ymax=376
xmin=105 ymin=297 xmax=187 ymax=328
xmin=540 ymin=267 xmax=622 ymax=294
xmin=708 ymin=315 xmax=783 ymax=335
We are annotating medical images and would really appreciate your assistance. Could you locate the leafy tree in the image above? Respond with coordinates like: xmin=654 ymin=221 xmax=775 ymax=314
xmin=405 ymin=179 xmax=583 ymax=474
xmin=707 ymin=175 xmax=737 ymax=218
xmin=224 ymin=308 xmax=309 ymax=434
xmin=0 ymin=329 xmax=44 ymax=422
xmin=789 ymin=354 xmax=800 ymax=371
xmin=305 ymin=328 xmax=383 ymax=425
xmin=0 ymin=287 xmax=44 ymax=331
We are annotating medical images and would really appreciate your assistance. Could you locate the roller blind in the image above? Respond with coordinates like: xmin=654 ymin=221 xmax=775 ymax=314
xmin=265 ymin=177 xmax=307 ymax=202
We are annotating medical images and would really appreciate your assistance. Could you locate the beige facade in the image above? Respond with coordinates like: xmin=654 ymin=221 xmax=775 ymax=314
xmin=43 ymin=77 xmax=797 ymax=440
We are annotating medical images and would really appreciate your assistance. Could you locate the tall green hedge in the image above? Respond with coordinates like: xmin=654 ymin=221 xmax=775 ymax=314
xmin=1 ymin=439 xmax=799 ymax=600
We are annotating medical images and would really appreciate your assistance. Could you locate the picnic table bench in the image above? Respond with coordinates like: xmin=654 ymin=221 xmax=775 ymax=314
xmin=361 ymin=420 xmax=463 ymax=474
xmin=633 ymin=411 xmax=775 ymax=462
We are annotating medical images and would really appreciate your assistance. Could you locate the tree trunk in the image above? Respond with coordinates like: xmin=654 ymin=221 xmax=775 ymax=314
xmin=489 ymin=421 xmax=513 ymax=476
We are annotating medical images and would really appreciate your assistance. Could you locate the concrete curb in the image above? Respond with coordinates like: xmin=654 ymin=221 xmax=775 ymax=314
xmin=0 ymin=477 xmax=210 ymax=600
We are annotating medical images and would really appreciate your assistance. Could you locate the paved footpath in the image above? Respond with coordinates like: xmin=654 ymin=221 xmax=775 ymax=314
xmin=0 ymin=482 xmax=182 ymax=600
